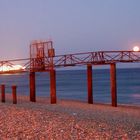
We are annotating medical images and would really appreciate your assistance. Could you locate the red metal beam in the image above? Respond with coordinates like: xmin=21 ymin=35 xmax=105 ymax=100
xmin=87 ymin=65 xmax=93 ymax=104
xmin=29 ymin=72 xmax=36 ymax=102
xmin=1 ymin=84 xmax=5 ymax=103
xmin=12 ymin=85 xmax=17 ymax=104
xmin=110 ymin=63 xmax=117 ymax=107
xmin=53 ymin=51 xmax=140 ymax=67
xmin=50 ymin=69 xmax=56 ymax=104
xmin=0 ymin=51 xmax=140 ymax=73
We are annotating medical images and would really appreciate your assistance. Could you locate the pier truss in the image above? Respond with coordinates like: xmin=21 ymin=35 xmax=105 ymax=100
xmin=54 ymin=51 xmax=140 ymax=67
xmin=0 ymin=50 xmax=140 ymax=73
xmin=0 ymin=40 xmax=140 ymax=106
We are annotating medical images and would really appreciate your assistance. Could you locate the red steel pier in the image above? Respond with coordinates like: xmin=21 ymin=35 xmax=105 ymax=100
xmin=1 ymin=40 xmax=140 ymax=107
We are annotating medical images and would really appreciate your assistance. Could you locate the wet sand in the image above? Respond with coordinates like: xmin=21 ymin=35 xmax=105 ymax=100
xmin=0 ymin=94 xmax=139 ymax=139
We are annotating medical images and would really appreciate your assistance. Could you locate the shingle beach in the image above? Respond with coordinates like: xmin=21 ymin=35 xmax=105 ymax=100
xmin=0 ymin=94 xmax=139 ymax=140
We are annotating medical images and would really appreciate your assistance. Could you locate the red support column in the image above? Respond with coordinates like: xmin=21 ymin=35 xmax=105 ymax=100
xmin=50 ymin=70 xmax=56 ymax=104
xmin=12 ymin=85 xmax=17 ymax=104
xmin=87 ymin=65 xmax=93 ymax=104
xmin=29 ymin=72 xmax=36 ymax=102
xmin=110 ymin=63 xmax=117 ymax=107
xmin=1 ymin=84 xmax=5 ymax=103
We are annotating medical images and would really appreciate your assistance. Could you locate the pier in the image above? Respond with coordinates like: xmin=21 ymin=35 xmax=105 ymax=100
xmin=1 ymin=40 xmax=140 ymax=107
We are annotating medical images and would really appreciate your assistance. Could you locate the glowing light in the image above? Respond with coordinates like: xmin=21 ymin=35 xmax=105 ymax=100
xmin=133 ymin=46 xmax=140 ymax=52
xmin=0 ymin=65 xmax=25 ymax=72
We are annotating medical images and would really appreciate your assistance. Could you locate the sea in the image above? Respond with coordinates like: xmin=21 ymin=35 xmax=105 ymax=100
xmin=0 ymin=68 xmax=140 ymax=106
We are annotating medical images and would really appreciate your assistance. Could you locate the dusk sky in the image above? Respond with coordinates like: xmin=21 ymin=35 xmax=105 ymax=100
xmin=0 ymin=0 xmax=140 ymax=60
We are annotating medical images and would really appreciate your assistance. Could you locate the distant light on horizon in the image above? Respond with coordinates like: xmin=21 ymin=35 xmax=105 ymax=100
xmin=133 ymin=46 xmax=140 ymax=52
xmin=0 ymin=65 xmax=25 ymax=72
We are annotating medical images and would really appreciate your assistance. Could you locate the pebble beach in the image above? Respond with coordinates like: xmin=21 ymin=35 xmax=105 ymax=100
xmin=0 ymin=94 xmax=139 ymax=140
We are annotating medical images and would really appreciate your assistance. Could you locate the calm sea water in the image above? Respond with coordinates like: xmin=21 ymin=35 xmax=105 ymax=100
xmin=0 ymin=68 xmax=140 ymax=106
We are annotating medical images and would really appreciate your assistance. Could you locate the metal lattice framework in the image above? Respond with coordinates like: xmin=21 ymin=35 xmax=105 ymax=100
xmin=53 ymin=51 xmax=140 ymax=67
xmin=30 ymin=41 xmax=55 ymax=71
xmin=0 ymin=50 xmax=140 ymax=74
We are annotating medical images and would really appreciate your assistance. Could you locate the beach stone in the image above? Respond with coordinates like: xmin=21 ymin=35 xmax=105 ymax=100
xmin=0 ymin=94 xmax=139 ymax=139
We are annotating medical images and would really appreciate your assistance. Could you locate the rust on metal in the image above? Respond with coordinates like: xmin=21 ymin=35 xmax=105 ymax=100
xmin=110 ymin=63 xmax=117 ymax=107
xmin=30 ymin=72 xmax=36 ymax=102
xmin=12 ymin=85 xmax=17 ymax=104
xmin=1 ymin=84 xmax=5 ymax=103
xmin=50 ymin=69 xmax=56 ymax=104
xmin=87 ymin=65 xmax=93 ymax=104
xmin=0 ymin=40 xmax=139 ymax=106
xmin=30 ymin=40 xmax=55 ymax=72
xmin=0 ymin=50 xmax=140 ymax=73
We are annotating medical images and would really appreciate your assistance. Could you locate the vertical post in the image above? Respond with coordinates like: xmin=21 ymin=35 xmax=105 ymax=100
xmin=50 ymin=69 xmax=56 ymax=104
xmin=12 ymin=85 xmax=17 ymax=104
xmin=1 ymin=84 xmax=5 ymax=103
xmin=87 ymin=65 xmax=93 ymax=104
xmin=110 ymin=63 xmax=117 ymax=107
xmin=30 ymin=72 xmax=36 ymax=102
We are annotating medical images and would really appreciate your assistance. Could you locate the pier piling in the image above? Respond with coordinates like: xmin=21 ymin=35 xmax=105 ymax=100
xmin=12 ymin=85 xmax=17 ymax=104
xmin=50 ymin=69 xmax=56 ymax=104
xmin=87 ymin=65 xmax=93 ymax=104
xmin=110 ymin=63 xmax=117 ymax=107
xmin=30 ymin=72 xmax=36 ymax=102
xmin=1 ymin=84 xmax=5 ymax=103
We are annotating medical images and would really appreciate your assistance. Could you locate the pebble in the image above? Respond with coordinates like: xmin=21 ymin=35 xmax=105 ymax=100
xmin=0 ymin=94 xmax=139 ymax=139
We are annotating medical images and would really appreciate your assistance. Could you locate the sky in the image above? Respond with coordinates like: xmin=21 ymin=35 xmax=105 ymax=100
xmin=0 ymin=0 xmax=140 ymax=61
